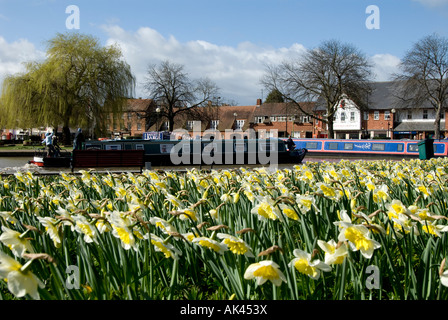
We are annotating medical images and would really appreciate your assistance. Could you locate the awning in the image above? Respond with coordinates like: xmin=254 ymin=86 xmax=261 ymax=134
xmin=393 ymin=121 xmax=445 ymax=132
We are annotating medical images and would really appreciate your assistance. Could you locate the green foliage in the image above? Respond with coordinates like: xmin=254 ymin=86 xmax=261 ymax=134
xmin=264 ymin=89 xmax=284 ymax=104
xmin=0 ymin=32 xmax=135 ymax=139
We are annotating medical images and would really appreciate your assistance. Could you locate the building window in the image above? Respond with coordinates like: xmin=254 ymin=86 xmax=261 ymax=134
xmin=127 ymin=122 xmax=132 ymax=131
xmin=423 ymin=109 xmax=428 ymax=119
xmin=255 ymin=117 xmax=264 ymax=124
xmin=407 ymin=111 xmax=412 ymax=120
xmin=235 ymin=120 xmax=245 ymax=130
xmin=210 ymin=120 xmax=219 ymax=130
xmin=363 ymin=112 xmax=369 ymax=121
xmin=384 ymin=111 xmax=390 ymax=120
xmin=374 ymin=111 xmax=379 ymax=120
xmin=186 ymin=121 xmax=195 ymax=131
xmin=137 ymin=122 xmax=141 ymax=131
xmin=341 ymin=112 xmax=346 ymax=122
xmin=350 ymin=112 xmax=355 ymax=122
xmin=302 ymin=115 xmax=310 ymax=123
xmin=277 ymin=116 xmax=286 ymax=122
xmin=270 ymin=116 xmax=277 ymax=122
xmin=127 ymin=113 xmax=132 ymax=121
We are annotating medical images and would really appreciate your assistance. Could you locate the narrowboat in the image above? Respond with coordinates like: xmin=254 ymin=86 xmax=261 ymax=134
xmin=285 ymin=138 xmax=448 ymax=158
xmin=83 ymin=138 xmax=307 ymax=166
xmin=29 ymin=138 xmax=307 ymax=168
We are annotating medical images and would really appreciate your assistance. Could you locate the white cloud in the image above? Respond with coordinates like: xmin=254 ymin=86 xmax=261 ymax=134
xmin=0 ymin=36 xmax=45 ymax=85
xmin=370 ymin=54 xmax=402 ymax=81
xmin=411 ymin=0 xmax=448 ymax=7
xmin=102 ymin=25 xmax=306 ymax=105
xmin=0 ymin=27 xmax=403 ymax=106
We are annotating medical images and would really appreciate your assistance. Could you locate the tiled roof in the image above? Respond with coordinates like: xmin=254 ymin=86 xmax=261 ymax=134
xmin=314 ymin=81 xmax=436 ymax=111
xmin=125 ymin=99 xmax=154 ymax=112
xmin=253 ymin=102 xmax=316 ymax=116
xmin=216 ymin=105 xmax=257 ymax=131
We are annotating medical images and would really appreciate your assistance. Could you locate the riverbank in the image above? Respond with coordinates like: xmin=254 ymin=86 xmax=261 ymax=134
xmin=0 ymin=149 xmax=36 ymax=157
xmin=0 ymin=146 xmax=73 ymax=157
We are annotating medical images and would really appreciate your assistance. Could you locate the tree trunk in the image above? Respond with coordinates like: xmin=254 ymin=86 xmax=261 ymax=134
xmin=433 ymin=102 xmax=442 ymax=140
xmin=62 ymin=126 xmax=71 ymax=146
xmin=327 ymin=121 xmax=334 ymax=139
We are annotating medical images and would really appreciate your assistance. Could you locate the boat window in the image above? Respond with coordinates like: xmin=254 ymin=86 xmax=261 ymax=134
xmin=408 ymin=144 xmax=418 ymax=152
xmin=372 ymin=144 xmax=385 ymax=151
xmin=160 ymin=144 xmax=174 ymax=154
xmin=234 ymin=142 xmax=246 ymax=153
xmin=397 ymin=144 xmax=403 ymax=152
xmin=305 ymin=142 xmax=318 ymax=149
xmin=105 ymin=145 xmax=121 ymax=150
xmin=328 ymin=142 xmax=338 ymax=150
xmin=259 ymin=141 xmax=275 ymax=152
xmin=183 ymin=143 xmax=191 ymax=153
xmin=135 ymin=144 xmax=144 ymax=150
xmin=344 ymin=143 xmax=353 ymax=150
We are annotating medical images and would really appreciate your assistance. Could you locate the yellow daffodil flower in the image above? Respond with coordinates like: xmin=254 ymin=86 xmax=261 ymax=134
xmin=250 ymin=196 xmax=281 ymax=221
xmin=217 ymin=233 xmax=254 ymax=257
xmin=244 ymin=260 xmax=287 ymax=286
xmin=149 ymin=216 xmax=179 ymax=235
xmin=0 ymin=226 xmax=34 ymax=257
xmin=338 ymin=225 xmax=381 ymax=259
xmin=150 ymin=234 xmax=182 ymax=260
xmin=108 ymin=211 xmax=137 ymax=251
xmin=37 ymin=217 xmax=62 ymax=248
xmin=73 ymin=215 xmax=98 ymax=244
xmin=0 ymin=251 xmax=44 ymax=300
xmin=289 ymin=248 xmax=331 ymax=280
xmin=192 ymin=237 xmax=228 ymax=255
xmin=317 ymin=239 xmax=348 ymax=265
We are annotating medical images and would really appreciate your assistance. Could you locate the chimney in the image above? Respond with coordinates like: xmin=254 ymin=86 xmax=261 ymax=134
xmin=256 ymin=99 xmax=262 ymax=106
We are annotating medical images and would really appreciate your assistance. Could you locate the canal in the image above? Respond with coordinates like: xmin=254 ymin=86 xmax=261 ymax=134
xmin=0 ymin=157 xmax=31 ymax=169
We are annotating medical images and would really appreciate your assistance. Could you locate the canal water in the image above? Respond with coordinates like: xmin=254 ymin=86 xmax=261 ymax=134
xmin=0 ymin=157 xmax=31 ymax=169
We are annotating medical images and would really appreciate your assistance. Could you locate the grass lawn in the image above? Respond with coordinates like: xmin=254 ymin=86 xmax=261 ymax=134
xmin=0 ymin=144 xmax=72 ymax=151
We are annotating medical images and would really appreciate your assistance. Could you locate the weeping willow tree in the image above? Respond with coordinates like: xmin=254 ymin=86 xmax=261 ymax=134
xmin=0 ymin=32 xmax=135 ymax=144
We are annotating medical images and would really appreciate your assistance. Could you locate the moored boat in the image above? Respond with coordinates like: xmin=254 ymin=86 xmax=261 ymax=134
xmin=83 ymin=138 xmax=307 ymax=166
xmin=28 ymin=138 xmax=307 ymax=168
xmin=285 ymin=138 xmax=448 ymax=158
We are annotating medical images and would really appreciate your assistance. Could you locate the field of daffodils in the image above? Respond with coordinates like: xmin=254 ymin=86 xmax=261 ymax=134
xmin=1 ymin=158 xmax=447 ymax=300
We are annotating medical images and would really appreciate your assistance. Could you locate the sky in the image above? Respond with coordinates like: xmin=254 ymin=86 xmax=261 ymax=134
xmin=1 ymin=0 xmax=448 ymax=105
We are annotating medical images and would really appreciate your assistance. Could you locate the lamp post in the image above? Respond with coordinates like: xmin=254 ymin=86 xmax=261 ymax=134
xmin=156 ymin=107 xmax=161 ymax=136
xmin=233 ymin=112 xmax=238 ymax=130
xmin=390 ymin=108 xmax=396 ymax=139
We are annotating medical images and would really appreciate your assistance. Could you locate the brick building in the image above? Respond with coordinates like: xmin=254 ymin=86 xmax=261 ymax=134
xmin=100 ymin=81 xmax=448 ymax=141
